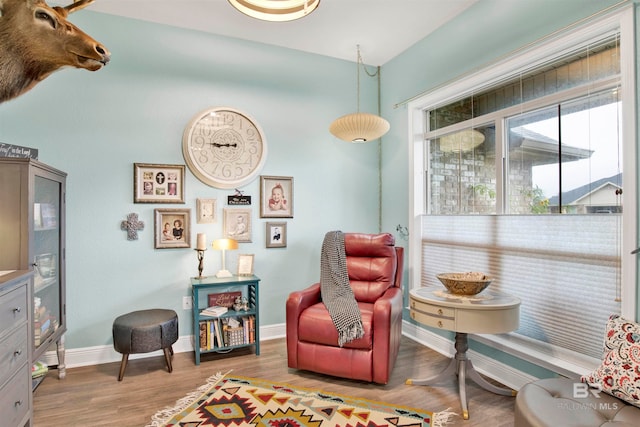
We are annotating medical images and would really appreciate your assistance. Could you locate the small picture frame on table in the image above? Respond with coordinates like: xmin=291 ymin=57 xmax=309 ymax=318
xmin=196 ymin=198 xmax=217 ymax=224
xmin=134 ymin=163 xmax=185 ymax=203
xmin=237 ymin=254 xmax=255 ymax=276
xmin=154 ymin=208 xmax=191 ymax=249
xmin=260 ymin=176 xmax=293 ymax=218
xmin=266 ymin=222 xmax=287 ymax=248
xmin=223 ymin=208 xmax=252 ymax=242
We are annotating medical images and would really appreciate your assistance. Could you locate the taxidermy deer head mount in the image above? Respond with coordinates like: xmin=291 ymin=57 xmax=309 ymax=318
xmin=0 ymin=0 xmax=110 ymax=103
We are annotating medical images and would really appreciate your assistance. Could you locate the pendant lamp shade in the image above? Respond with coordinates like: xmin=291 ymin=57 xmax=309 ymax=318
xmin=439 ymin=129 xmax=485 ymax=152
xmin=330 ymin=45 xmax=389 ymax=143
xmin=330 ymin=112 xmax=390 ymax=143
xmin=228 ymin=0 xmax=320 ymax=22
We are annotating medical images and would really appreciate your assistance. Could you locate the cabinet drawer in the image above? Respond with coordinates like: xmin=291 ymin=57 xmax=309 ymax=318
xmin=0 ymin=285 xmax=28 ymax=335
xmin=0 ymin=324 xmax=28 ymax=389
xmin=410 ymin=308 xmax=456 ymax=330
xmin=410 ymin=299 xmax=455 ymax=317
xmin=0 ymin=364 xmax=30 ymax=427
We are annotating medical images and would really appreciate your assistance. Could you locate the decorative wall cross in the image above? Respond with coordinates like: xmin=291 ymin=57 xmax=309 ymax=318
xmin=121 ymin=213 xmax=144 ymax=241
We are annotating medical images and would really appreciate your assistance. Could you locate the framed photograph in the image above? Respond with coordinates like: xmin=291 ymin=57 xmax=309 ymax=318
xmin=237 ymin=254 xmax=255 ymax=276
xmin=154 ymin=208 xmax=191 ymax=249
xmin=260 ymin=175 xmax=293 ymax=218
xmin=223 ymin=208 xmax=252 ymax=243
xmin=35 ymin=253 xmax=57 ymax=278
xmin=134 ymin=163 xmax=185 ymax=204
xmin=196 ymin=198 xmax=217 ymax=224
xmin=266 ymin=222 xmax=287 ymax=248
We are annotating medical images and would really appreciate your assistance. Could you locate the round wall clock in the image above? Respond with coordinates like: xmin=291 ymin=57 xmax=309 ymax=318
xmin=182 ymin=107 xmax=267 ymax=189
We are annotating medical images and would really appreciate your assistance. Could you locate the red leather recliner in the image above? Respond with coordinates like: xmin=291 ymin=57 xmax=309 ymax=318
xmin=286 ymin=232 xmax=404 ymax=384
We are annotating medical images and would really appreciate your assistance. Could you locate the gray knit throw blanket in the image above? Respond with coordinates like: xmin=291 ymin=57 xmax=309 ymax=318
xmin=320 ymin=231 xmax=364 ymax=347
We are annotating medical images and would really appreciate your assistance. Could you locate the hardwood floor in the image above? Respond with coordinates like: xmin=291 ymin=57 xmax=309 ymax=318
xmin=33 ymin=336 xmax=515 ymax=426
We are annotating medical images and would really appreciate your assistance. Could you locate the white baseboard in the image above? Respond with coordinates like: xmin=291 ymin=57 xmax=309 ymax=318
xmin=41 ymin=321 xmax=537 ymax=390
xmin=40 ymin=323 xmax=288 ymax=369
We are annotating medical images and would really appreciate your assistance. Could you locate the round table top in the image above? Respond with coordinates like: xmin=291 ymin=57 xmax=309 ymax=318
xmin=410 ymin=285 xmax=520 ymax=310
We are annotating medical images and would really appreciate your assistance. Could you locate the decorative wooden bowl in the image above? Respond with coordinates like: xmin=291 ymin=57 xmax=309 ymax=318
xmin=436 ymin=272 xmax=493 ymax=295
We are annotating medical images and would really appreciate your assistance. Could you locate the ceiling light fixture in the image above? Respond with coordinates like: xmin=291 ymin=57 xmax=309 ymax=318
xmin=439 ymin=129 xmax=485 ymax=153
xmin=228 ymin=0 xmax=320 ymax=22
xmin=330 ymin=45 xmax=390 ymax=143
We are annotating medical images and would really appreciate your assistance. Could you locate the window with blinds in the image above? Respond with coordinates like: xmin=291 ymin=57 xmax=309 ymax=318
xmin=421 ymin=214 xmax=620 ymax=369
xmin=409 ymin=7 xmax=636 ymax=376
xmin=426 ymin=36 xmax=621 ymax=217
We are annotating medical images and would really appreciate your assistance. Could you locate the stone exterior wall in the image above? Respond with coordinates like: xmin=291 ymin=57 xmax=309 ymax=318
xmin=429 ymin=145 xmax=535 ymax=214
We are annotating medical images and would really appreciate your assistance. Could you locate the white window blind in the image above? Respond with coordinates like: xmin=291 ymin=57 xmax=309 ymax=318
xmin=421 ymin=214 xmax=621 ymax=366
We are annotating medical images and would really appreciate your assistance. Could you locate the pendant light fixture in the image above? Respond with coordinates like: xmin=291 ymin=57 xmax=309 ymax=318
xmin=228 ymin=0 xmax=320 ymax=22
xmin=329 ymin=45 xmax=390 ymax=143
xmin=439 ymin=129 xmax=485 ymax=153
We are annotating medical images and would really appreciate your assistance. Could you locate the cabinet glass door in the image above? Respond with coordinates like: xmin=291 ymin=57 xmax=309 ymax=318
xmin=33 ymin=175 xmax=63 ymax=351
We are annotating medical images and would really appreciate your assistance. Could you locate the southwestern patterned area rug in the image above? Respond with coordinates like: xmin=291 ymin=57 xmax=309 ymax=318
xmin=147 ymin=372 xmax=455 ymax=427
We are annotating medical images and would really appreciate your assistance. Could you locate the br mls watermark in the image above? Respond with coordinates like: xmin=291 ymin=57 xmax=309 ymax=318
xmin=555 ymin=383 xmax=620 ymax=411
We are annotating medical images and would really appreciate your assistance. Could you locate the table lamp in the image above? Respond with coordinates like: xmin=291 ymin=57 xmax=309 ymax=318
xmin=212 ymin=238 xmax=238 ymax=278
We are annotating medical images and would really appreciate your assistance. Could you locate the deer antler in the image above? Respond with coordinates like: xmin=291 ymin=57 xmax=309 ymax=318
xmin=65 ymin=0 xmax=94 ymax=14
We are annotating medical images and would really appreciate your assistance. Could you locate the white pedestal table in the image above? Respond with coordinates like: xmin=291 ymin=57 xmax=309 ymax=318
xmin=407 ymin=286 xmax=521 ymax=419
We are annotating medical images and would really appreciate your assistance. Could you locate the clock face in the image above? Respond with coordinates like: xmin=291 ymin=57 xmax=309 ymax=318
xmin=182 ymin=107 xmax=267 ymax=189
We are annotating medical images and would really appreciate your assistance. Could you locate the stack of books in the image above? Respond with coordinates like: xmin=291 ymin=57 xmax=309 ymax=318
xmin=199 ymin=315 xmax=256 ymax=350
xmin=201 ymin=305 xmax=228 ymax=317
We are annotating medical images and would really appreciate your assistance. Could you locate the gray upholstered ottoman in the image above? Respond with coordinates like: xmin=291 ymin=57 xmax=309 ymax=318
xmin=515 ymin=377 xmax=639 ymax=427
xmin=112 ymin=309 xmax=178 ymax=381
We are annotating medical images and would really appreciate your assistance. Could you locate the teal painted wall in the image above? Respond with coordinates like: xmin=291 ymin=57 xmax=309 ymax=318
xmin=0 ymin=12 xmax=383 ymax=348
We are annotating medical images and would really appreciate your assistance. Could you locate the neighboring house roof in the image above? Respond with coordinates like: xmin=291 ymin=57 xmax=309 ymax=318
xmin=509 ymin=127 xmax=593 ymax=166
xmin=548 ymin=173 xmax=622 ymax=206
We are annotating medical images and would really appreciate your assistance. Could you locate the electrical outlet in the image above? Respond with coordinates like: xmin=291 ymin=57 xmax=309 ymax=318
xmin=182 ymin=296 xmax=193 ymax=310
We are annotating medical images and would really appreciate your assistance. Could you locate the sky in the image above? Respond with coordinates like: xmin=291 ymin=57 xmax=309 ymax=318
xmin=526 ymin=102 xmax=621 ymax=198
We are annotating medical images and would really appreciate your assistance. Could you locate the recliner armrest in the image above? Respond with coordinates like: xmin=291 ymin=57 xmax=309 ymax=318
xmin=286 ymin=282 xmax=322 ymax=368
xmin=371 ymin=286 xmax=403 ymax=384
xmin=287 ymin=282 xmax=321 ymax=311
xmin=373 ymin=286 xmax=403 ymax=330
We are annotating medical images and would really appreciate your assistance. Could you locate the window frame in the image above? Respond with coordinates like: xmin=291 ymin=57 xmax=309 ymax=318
xmin=425 ymin=76 xmax=621 ymax=216
xmin=407 ymin=6 xmax=636 ymax=374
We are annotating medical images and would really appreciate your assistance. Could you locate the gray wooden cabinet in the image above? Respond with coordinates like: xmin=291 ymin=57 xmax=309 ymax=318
xmin=0 ymin=158 xmax=67 ymax=385
xmin=0 ymin=270 xmax=32 ymax=427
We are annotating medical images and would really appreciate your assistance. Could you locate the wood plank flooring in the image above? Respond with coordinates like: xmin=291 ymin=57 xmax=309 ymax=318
xmin=33 ymin=336 xmax=516 ymax=426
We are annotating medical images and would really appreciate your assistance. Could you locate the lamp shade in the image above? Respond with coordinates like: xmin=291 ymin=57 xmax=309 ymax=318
xmin=228 ymin=0 xmax=320 ymax=22
xmin=212 ymin=238 xmax=238 ymax=278
xmin=212 ymin=238 xmax=239 ymax=251
xmin=439 ymin=129 xmax=485 ymax=153
xmin=329 ymin=112 xmax=390 ymax=143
